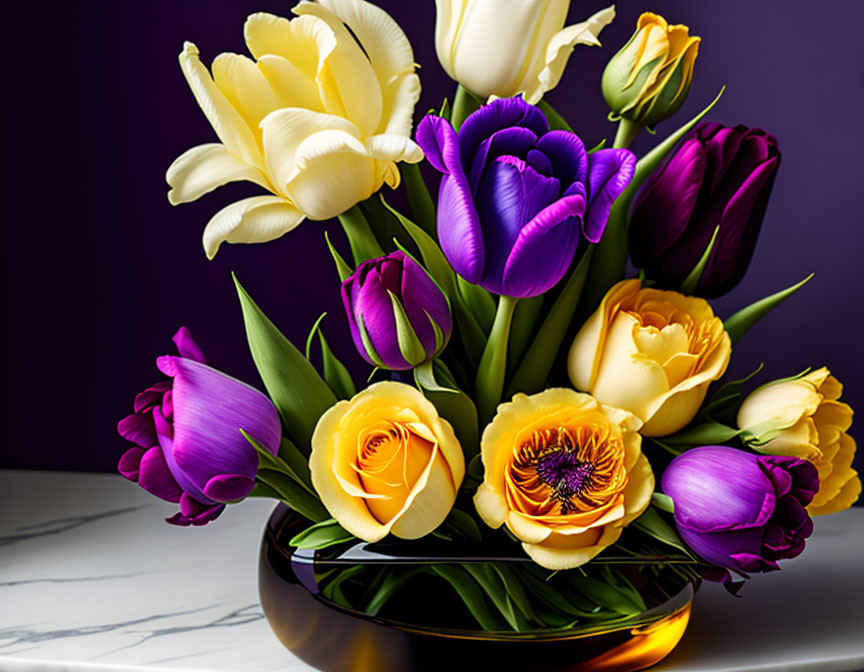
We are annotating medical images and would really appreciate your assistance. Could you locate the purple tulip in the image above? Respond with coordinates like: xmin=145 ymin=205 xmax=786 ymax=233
xmin=662 ymin=445 xmax=818 ymax=592
xmin=416 ymin=97 xmax=635 ymax=298
xmin=117 ymin=327 xmax=281 ymax=526
xmin=630 ymin=123 xmax=781 ymax=298
xmin=342 ymin=251 xmax=452 ymax=370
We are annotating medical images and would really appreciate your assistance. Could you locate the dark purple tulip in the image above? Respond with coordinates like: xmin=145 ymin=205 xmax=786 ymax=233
xmin=117 ymin=327 xmax=280 ymax=526
xmin=342 ymin=251 xmax=452 ymax=370
xmin=630 ymin=123 xmax=781 ymax=298
xmin=416 ymin=97 xmax=635 ymax=298
xmin=662 ymin=445 xmax=818 ymax=591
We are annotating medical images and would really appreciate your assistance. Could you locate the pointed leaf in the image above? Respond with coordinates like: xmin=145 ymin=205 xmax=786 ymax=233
xmin=255 ymin=469 xmax=328 ymax=522
xmin=401 ymin=162 xmax=437 ymax=237
xmin=387 ymin=290 xmax=427 ymax=366
xmin=318 ymin=329 xmax=357 ymax=400
xmin=415 ymin=360 xmax=479 ymax=454
xmin=663 ymin=421 xmax=743 ymax=446
xmin=652 ymin=493 xmax=675 ymax=514
xmin=338 ymin=204 xmax=384 ymax=265
xmin=724 ymin=274 xmax=814 ymax=346
xmin=234 ymin=275 xmax=337 ymax=454
xmin=632 ymin=507 xmax=692 ymax=557
xmin=305 ymin=313 xmax=328 ymax=360
xmin=444 ymin=508 xmax=483 ymax=543
xmin=429 ymin=565 xmax=506 ymax=631
xmin=679 ymin=225 xmax=720 ymax=294
xmin=457 ymin=276 xmax=496 ymax=335
xmin=290 ymin=518 xmax=356 ymax=549
xmin=365 ymin=568 xmax=422 ymax=616
xmin=325 ymin=231 xmax=353 ymax=282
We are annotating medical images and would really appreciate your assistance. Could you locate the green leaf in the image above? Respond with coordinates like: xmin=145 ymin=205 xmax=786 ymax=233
xmin=387 ymin=290 xmax=427 ymax=366
xmin=359 ymin=191 xmax=408 ymax=254
xmin=277 ymin=437 xmax=313 ymax=489
xmin=401 ymin=162 xmax=436 ymax=238
xmin=475 ymin=295 xmax=518 ymax=424
xmin=521 ymin=572 xmax=603 ymax=619
xmin=289 ymin=518 xmax=356 ymax=549
xmin=632 ymin=507 xmax=693 ymax=558
xmin=305 ymin=313 xmax=328 ymax=360
xmin=234 ymin=275 xmax=337 ymax=453
xmin=247 ymin=481 xmax=280 ymax=499
xmin=507 ymin=294 xmax=544 ymax=368
xmin=414 ymin=360 xmax=479 ymax=454
xmin=537 ymin=99 xmax=573 ymax=132
xmin=492 ymin=564 xmax=538 ymax=625
xmin=508 ymin=247 xmax=593 ymax=396
xmin=255 ymin=469 xmax=328 ymax=522
xmin=444 ymin=508 xmax=483 ymax=543
xmin=651 ymin=493 xmax=675 ymax=514
xmin=338 ymin=204 xmax=384 ymax=265
xmin=312 ymin=322 xmax=356 ymax=400
xmin=324 ymin=230 xmax=353 ymax=282
xmin=698 ymin=363 xmax=764 ymax=421
xmin=562 ymin=573 xmax=643 ymax=616
xmin=429 ymin=565 xmax=506 ymax=631
xmin=321 ymin=565 xmax=365 ymax=607
xmin=457 ymin=276 xmax=496 ymax=335
xmin=364 ymin=568 xmax=422 ymax=616
xmin=663 ymin=421 xmax=743 ymax=446
xmin=587 ymin=138 xmax=607 ymax=154
xmin=464 ymin=564 xmax=530 ymax=631
xmin=679 ymin=225 xmax=720 ymax=294
xmin=724 ymin=274 xmax=814 ymax=346
xmin=242 ymin=429 xmax=313 ymax=495
xmin=437 ymin=97 xmax=451 ymax=121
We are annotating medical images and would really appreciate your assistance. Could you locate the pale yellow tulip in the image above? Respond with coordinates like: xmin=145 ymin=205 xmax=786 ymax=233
xmin=310 ymin=382 xmax=465 ymax=542
xmin=167 ymin=0 xmax=423 ymax=258
xmin=568 ymin=280 xmax=731 ymax=437
xmin=738 ymin=368 xmax=860 ymax=516
xmin=434 ymin=0 xmax=616 ymax=103
xmin=475 ymin=389 xmax=653 ymax=570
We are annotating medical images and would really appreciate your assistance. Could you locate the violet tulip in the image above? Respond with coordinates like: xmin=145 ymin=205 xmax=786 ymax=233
xmin=629 ymin=123 xmax=781 ymax=298
xmin=117 ymin=327 xmax=281 ymax=525
xmin=416 ymin=97 xmax=635 ymax=298
xmin=662 ymin=445 xmax=818 ymax=591
xmin=342 ymin=251 xmax=452 ymax=370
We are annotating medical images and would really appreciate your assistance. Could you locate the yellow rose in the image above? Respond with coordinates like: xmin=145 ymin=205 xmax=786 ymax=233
xmin=601 ymin=12 xmax=700 ymax=126
xmin=310 ymin=382 xmax=465 ymax=542
xmin=568 ymin=279 xmax=731 ymax=437
xmin=434 ymin=0 xmax=615 ymax=103
xmin=737 ymin=368 xmax=860 ymax=516
xmin=474 ymin=389 xmax=653 ymax=570
xmin=167 ymin=0 xmax=423 ymax=259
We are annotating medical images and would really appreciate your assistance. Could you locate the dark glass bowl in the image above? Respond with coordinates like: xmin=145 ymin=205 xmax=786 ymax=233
xmin=259 ymin=505 xmax=695 ymax=672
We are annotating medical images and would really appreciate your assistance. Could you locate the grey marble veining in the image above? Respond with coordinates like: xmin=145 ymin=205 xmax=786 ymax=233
xmin=1 ymin=470 xmax=862 ymax=672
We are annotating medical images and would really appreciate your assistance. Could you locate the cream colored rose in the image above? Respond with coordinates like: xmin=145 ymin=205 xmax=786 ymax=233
xmin=738 ymin=368 xmax=860 ymax=516
xmin=434 ymin=0 xmax=615 ymax=103
xmin=474 ymin=389 xmax=653 ymax=570
xmin=310 ymin=382 xmax=465 ymax=542
xmin=568 ymin=279 xmax=731 ymax=437
xmin=167 ymin=0 xmax=423 ymax=258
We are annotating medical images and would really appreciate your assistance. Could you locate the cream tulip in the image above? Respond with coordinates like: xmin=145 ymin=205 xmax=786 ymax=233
xmin=568 ymin=280 xmax=731 ymax=437
xmin=738 ymin=368 xmax=860 ymax=516
xmin=310 ymin=382 xmax=465 ymax=542
xmin=434 ymin=0 xmax=616 ymax=103
xmin=167 ymin=0 xmax=424 ymax=259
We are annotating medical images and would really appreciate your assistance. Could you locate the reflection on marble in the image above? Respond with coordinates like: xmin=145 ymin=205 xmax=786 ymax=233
xmin=1 ymin=470 xmax=862 ymax=672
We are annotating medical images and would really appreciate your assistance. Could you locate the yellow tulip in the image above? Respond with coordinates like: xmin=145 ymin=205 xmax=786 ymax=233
xmin=738 ymin=368 xmax=860 ymax=516
xmin=434 ymin=0 xmax=615 ymax=103
xmin=568 ymin=280 xmax=731 ymax=437
xmin=602 ymin=12 xmax=700 ymax=127
xmin=310 ymin=382 xmax=465 ymax=542
xmin=167 ymin=0 xmax=423 ymax=259
xmin=474 ymin=389 xmax=653 ymax=570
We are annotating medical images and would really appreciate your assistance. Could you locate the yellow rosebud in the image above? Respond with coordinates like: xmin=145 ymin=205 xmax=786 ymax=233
xmin=737 ymin=368 xmax=861 ymax=516
xmin=601 ymin=12 xmax=700 ymax=127
xmin=310 ymin=382 xmax=465 ymax=542
xmin=167 ymin=0 xmax=424 ymax=258
xmin=568 ymin=279 xmax=731 ymax=437
xmin=434 ymin=0 xmax=615 ymax=103
xmin=475 ymin=389 xmax=652 ymax=570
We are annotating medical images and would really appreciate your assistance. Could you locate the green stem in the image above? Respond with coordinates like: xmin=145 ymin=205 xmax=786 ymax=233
xmin=613 ymin=117 xmax=640 ymax=149
xmin=338 ymin=205 xmax=384 ymax=265
xmin=401 ymin=163 xmax=437 ymax=238
xmin=537 ymin=100 xmax=573 ymax=132
xmin=451 ymin=84 xmax=482 ymax=132
xmin=475 ymin=295 xmax=518 ymax=424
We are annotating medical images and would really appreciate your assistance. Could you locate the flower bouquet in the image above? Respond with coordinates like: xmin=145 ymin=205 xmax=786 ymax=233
xmin=117 ymin=1 xmax=860 ymax=670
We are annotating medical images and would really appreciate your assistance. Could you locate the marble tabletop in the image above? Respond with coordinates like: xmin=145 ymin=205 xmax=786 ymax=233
xmin=1 ymin=470 xmax=862 ymax=672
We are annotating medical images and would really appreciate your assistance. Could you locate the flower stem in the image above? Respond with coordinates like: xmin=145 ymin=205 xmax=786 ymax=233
xmin=401 ymin=162 xmax=436 ymax=238
xmin=338 ymin=205 xmax=384 ymax=265
xmin=475 ymin=295 xmax=518 ymax=424
xmin=613 ymin=117 xmax=640 ymax=149
xmin=451 ymin=85 xmax=482 ymax=132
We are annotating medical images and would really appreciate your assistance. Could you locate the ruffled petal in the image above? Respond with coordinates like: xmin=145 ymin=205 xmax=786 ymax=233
xmin=584 ymin=148 xmax=636 ymax=243
xmin=201 ymin=196 xmax=306 ymax=260
xmin=167 ymin=143 xmax=271 ymax=206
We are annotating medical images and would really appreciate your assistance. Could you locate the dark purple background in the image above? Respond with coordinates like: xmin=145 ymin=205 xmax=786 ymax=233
xmin=2 ymin=0 xmax=862 ymax=477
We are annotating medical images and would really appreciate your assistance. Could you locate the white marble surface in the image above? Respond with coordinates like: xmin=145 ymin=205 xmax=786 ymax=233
xmin=1 ymin=470 xmax=862 ymax=672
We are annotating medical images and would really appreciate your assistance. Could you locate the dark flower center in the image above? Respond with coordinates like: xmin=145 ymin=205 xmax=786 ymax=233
xmin=536 ymin=450 xmax=596 ymax=511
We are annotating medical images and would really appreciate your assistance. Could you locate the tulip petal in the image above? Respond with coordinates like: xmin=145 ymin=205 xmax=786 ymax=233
xmin=167 ymin=144 xmax=271 ymax=206
xmin=211 ymin=52 xmax=281 ymax=132
xmin=256 ymin=55 xmax=324 ymax=112
xmin=137 ymin=446 xmax=184 ymax=503
xmin=584 ymin=148 xmax=636 ymax=243
xmin=202 ymin=196 xmax=305 ymax=259
xmin=292 ymin=1 xmax=384 ymax=137
xmin=364 ymin=134 xmax=424 ymax=164
xmin=499 ymin=194 xmax=584 ymax=297
xmin=535 ymin=130 xmax=588 ymax=186
xmin=525 ymin=5 xmax=616 ymax=105
xmin=118 ymin=413 xmax=157 ymax=449
xmin=244 ymin=12 xmax=316 ymax=75
xmin=155 ymin=355 xmax=281 ymax=497
xmin=458 ymin=97 xmax=548 ymax=171
xmin=203 ymin=473 xmax=256 ymax=502
xmin=469 ymin=127 xmax=538 ymax=191
xmin=178 ymin=42 xmax=263 ymax=167
xmin=172 ymin=326 xmax=207 ymax=364
xmin=133 ymin=381 xmax=171 ymax=413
